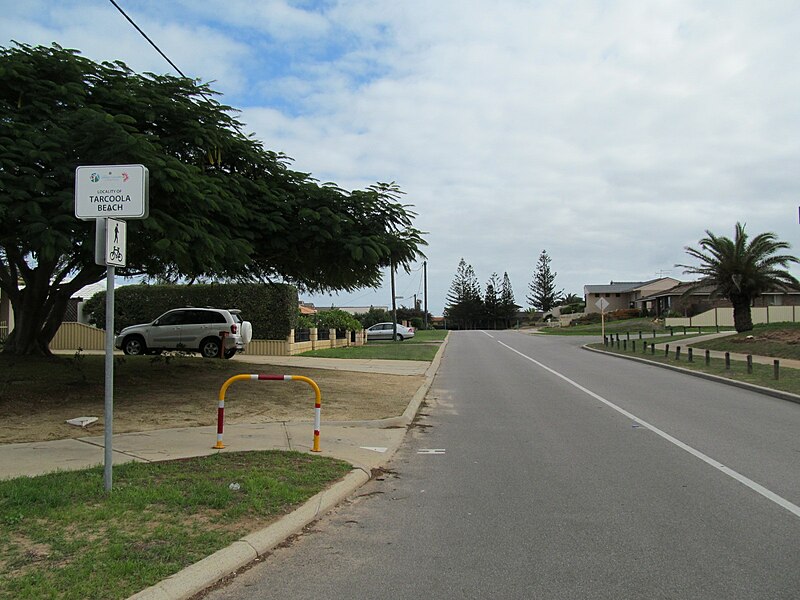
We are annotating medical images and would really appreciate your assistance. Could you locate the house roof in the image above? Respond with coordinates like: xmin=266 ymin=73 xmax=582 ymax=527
xmin=584 ymin=277 xmax=680 ymax=295
xmin=638 ymin=281 xmax=800 ymax=303
xmin=71 ymin=281 xmax=107 ymax=300
xmin=636 ymin=282 xmax=715 ymax=302
xmin=299 ymin=304 xmax=317 ymax=315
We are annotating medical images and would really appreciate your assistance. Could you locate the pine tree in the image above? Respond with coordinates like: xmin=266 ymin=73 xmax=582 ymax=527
xmin=444 ymin=258 xmax=483 ymax=329
xmin=500 ymin=272 xmax=519 ymax=328
xmin=527 ymin=250 xmax=563 ymax=313
xmin=484 ymin=273 xmax=501 ymax=329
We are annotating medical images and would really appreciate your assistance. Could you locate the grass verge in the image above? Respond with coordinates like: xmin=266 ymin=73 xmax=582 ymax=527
xmin=687 ymin=322 xmax=800 ymax=361
xmin=536 ymin=317 xmax=733 ymax=337
xmin=589 ymin=343 xmax=800 ymax=396
xmin=300 ymin=329 xmax=447 ymax=361
xmin=0 ymin=451 xmax=351 ymax=600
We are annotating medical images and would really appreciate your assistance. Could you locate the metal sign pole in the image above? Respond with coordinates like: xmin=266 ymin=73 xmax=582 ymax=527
xmin=104 ymin=259 xmax=115 ymax=492
xmin=75 ymin=165 xmax=148 ymax=493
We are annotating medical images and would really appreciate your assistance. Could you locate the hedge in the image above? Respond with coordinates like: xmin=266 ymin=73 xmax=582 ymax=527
xmin=84 ymin=283 xmax=298 ymax=339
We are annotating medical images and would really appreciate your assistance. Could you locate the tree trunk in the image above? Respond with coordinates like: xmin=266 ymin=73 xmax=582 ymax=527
xmin=2 ymin=264 xmax=105 ymax=356
xmin=3 ymin=280 xmax=58 ymax=355
xmin=731 ymin=295 xmax=754 ymax=333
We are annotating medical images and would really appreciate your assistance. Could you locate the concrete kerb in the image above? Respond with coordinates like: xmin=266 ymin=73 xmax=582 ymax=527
xmin=583 ymin=344 xmax=800 ymax=406
xmin=128 ymin=470 xmax=371 ymax=600
xmin=127 ymin=333 xmax=449 ymax=600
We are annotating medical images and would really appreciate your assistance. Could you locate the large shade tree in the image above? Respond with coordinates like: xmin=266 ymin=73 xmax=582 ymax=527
xmin=677 ymin=223 xmax=799 ymax=333
xmin=0 ymin=43 xmax=426 ymax=355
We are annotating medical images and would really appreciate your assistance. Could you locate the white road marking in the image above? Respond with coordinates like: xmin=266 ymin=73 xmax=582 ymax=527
xmin=497 ymin=339 xmax=800 ymax=519
xmin=481 ymin=331 xmax=495 ymax=338
xmin=360 ymin=447 xmax=388 ymax=453
xmin=418 ymin=449 xmax=446 ymax=454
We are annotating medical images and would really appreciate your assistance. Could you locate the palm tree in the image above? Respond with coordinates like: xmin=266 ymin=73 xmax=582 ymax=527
xmin=677 ymin=223 xmax=800 ymax=332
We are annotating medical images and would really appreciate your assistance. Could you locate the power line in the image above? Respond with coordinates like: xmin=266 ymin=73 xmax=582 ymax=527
xmin=107 ymin=0 xmax=189 ymax=79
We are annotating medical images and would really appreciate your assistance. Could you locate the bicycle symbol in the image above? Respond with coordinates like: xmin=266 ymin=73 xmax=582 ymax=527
xmin=109 ymin=246 xmax=123 ymax=262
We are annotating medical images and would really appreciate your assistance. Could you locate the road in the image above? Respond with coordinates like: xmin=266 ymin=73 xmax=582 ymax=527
xmin=204 ymin=331 xmax=800 ymax=599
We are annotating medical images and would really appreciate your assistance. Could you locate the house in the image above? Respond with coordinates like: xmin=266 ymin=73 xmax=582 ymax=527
xmin=583 ymin=277 xmax=680 ymax=314
xmin=315 ymin=305 xmax=388 ymax=316
xmin=636 ymin=281 xmax=800 ymax=318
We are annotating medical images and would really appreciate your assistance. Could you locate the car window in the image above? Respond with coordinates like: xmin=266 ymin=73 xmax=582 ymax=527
xmin=192 ymin=310 xmax=225 ymax=324
xmin=157 ymin=311 xmax=187 ymax=326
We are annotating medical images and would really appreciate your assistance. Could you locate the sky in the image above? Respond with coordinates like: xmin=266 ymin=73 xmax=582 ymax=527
xmin=3 ymin=0 xmax=800 ymax=315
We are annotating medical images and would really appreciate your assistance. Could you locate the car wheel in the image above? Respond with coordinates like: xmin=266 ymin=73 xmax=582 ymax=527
xmin=395 ymin=334 xmax=404 ymax=341
xmin=223 ymin=348 xmax=236 ymax=359
xmin=200 ymin=337 xmax=222 ymax=358
xmin=122 ymin=335 xmax=147 ymax=356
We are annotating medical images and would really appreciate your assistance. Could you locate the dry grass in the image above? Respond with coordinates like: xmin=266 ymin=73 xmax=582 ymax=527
xmin=0 ymin=353 xmax=422 ymax=444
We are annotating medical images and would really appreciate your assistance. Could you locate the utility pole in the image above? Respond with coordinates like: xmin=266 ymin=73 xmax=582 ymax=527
xmin=423 ymin=260 xmax=428 ymax=329
xmin=391 ymin=258 xmax=397 ymax=341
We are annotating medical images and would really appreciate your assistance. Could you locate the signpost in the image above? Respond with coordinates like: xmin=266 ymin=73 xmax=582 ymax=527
xmin=75 ymin=165 xmax=148 ymax=492
xmin=596 ymin=297 xmax=610 ymax=340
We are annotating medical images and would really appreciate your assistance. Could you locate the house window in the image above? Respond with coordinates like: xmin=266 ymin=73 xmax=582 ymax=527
xmin=604 ymin=293 xmax=610 ymax=297
xmin=615 ymin=293 xmax=621 ymax=297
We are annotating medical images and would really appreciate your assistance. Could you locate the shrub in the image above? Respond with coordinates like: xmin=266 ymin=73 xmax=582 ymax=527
xmin=572 ymin=312 xmax=602 ymax=325
xmin=353 ymin=307 xmax=392 ymax=328
xmin=315 ymin=309 xmax=361 ymax=331
xmin=607 ymin=308 xmax=640 ymax=321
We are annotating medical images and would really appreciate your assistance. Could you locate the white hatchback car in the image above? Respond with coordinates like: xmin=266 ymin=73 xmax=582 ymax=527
xmin=115 ymin=307 xmax=253 ymax=358
xmin=366 ymin=322 xmax=415 ymax=341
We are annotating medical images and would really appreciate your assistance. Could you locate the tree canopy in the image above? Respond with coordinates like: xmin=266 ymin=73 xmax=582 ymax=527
xmin=0 ymin=43 xmax=425 ymax=354
xmin=677 ymin=223 xmax=799 ymax=333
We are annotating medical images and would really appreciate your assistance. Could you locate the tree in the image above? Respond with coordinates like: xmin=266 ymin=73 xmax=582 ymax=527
xmin=677 ymin=222 xmax=799 ymax=333
xmin=483 ymin=273 xmax=501 ymax=329
xmin=527 ymin=250 xmax=563 ymax=313
xmin=354 ymin=306 xmax=393 ymax=328
xmin=444 ymin=258 xmax=483 ymax=329
xmin=499 ymin=272 xmax=519 ymax=328
xmin=0 ymin=43 xmax=426 ymax=355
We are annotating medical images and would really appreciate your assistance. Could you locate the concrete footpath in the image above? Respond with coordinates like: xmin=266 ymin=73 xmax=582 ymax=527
xmin=2 ymin=339 xmax=449 ymax=600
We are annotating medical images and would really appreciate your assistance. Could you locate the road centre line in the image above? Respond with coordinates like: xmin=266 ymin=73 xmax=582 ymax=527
xmin=496 ymin=339 xmax=800 ymax=520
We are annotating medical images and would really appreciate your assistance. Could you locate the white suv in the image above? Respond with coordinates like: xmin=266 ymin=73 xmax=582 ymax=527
xmin=115 ymin=308 xmax=253 ymax=359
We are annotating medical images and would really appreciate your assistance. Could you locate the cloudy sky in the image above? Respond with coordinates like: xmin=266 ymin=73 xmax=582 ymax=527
xmin=3 ymin=1 xmax=800 ymax=314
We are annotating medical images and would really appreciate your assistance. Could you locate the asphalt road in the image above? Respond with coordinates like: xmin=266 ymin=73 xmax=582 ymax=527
xmin=204 ymin=331 xmax=800 ymax=599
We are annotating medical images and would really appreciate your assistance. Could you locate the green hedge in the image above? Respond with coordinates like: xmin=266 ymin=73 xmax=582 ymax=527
xmin=85 ymin=283 xmax=298 ymax=339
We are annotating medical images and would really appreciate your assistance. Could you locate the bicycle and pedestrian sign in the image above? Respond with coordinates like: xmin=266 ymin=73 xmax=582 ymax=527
xmin=105 ymin=218 xmax=127 ymax=267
